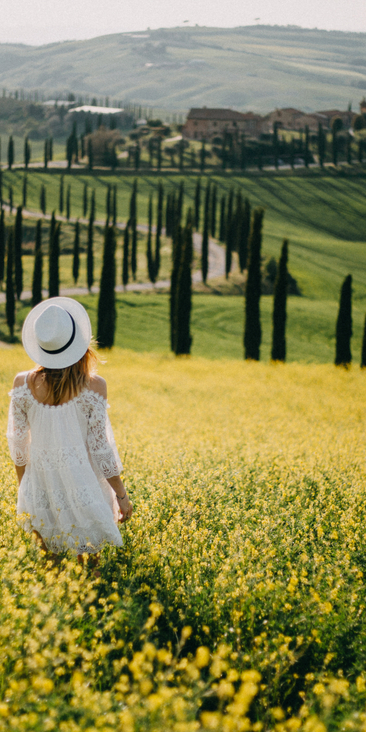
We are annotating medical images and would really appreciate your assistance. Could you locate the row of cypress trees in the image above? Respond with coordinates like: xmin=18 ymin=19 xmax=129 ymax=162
xmin=335 ymin=274 xmax=366 ymax=368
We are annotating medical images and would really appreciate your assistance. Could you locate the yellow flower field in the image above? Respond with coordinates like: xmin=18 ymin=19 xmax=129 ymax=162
xmin=1 ymin=348 xmax=366 ymax=731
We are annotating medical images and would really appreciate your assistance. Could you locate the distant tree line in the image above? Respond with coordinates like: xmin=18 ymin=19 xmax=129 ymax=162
xmin=1 ymin=112 xmax=365 ymax=172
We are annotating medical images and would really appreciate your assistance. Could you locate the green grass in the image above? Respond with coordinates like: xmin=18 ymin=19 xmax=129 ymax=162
xmin=4 ymin=168 xmax=366 ymax=302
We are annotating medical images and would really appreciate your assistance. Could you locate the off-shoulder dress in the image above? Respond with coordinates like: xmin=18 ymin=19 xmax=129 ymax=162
xmin=7 ymin=375 xmax=123 ymax=554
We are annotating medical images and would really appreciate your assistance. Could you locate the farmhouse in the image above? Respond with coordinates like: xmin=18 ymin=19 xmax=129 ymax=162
xmin=263 ymin=107 xmax=303 ymax=131
xmin=182 ymin=108 xmax=263 ymax=140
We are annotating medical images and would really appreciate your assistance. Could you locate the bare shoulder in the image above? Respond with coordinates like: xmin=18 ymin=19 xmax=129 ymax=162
xmin=13 ymin=371 xmax=29 ymax=389
xmin=88 ymin=375 xmax=107 ymax=399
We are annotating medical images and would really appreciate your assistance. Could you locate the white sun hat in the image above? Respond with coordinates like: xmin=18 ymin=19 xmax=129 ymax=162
xmin=22 ymin=297 xmax=92 ymax=369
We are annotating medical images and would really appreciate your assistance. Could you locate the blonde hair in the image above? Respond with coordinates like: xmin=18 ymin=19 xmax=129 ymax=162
xmin=33 ymin=345 xmax=98 ymax=405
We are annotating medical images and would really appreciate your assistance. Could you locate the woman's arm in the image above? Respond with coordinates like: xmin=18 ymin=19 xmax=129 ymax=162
xmin=15 ymin=465 xmax=26 ymax=484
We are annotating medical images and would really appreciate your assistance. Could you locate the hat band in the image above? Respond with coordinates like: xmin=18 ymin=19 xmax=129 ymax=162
xmin=39 ymin=312 xmax=76 ymax=355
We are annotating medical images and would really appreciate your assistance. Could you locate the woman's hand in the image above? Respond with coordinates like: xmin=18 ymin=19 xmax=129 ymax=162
xmin=116 ymin=493 xmax=133 ymax=523
xmin=107 ymin=475 xmax=133 ymax=524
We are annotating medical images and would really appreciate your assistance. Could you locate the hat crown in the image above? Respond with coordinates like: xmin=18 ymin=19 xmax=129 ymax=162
xmin=34 ymin=305 xmax=73 ymax=352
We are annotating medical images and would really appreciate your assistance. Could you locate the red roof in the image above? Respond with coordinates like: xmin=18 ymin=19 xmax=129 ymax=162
xmin=187 ymin=108 xmax=253 ymax=121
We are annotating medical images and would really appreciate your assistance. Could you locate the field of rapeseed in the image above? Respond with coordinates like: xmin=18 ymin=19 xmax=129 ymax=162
xmin=2 ymin=347 xmax=366 ymax=731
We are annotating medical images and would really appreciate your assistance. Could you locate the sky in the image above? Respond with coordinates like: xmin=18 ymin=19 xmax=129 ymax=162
xmin=1 ymin=0 xmax=365 ymax=46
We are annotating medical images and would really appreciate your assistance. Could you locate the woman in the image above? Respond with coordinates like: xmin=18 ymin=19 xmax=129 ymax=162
xmin=7 ymin=296 xmax=133 ymax=562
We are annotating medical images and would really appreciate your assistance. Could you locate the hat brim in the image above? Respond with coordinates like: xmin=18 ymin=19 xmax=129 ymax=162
xmin=22 ymin=297 xmax=92 ymax=369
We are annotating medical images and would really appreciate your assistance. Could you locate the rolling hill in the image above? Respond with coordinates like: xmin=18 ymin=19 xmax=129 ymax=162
xmin=1 ymin=25 xmax=366 ymax=113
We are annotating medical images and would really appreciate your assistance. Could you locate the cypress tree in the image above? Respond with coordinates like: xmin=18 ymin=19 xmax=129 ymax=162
xmin=106 ymin=184 xmax=111 ymax=222
xmin=6 ymin=229 xmax=15 ymax=339
xmin=290 ymin=137 xmax=295 ymax=169
xmin=258 ymin=145 xmax=262 ymax=171
xmin=49 ymin=137 xmax=53 ymax=161
xmin=318 ymin=123 xmax=325 ymax=168
xmin=88 ymin=138 xmax=93 ymax=171
xmin=222 ymin=133 xmax=228 ymax=171
xmin=174 ymin=209 xmax=193 ymax=355
xmin=112 ymin=184 xmax=117 ymax=226
xmin=32 ymin=219 xmax=43 ymax=306
xmin=165 ymin=192 xmax=172 ymax=237
xmin=9 ymin=186 xmax=13 ymax=213
xmin=122 ymin=221 xmax=129 ymax=289
xmin=170 ymin=224 xmax=183 ymax=351
xmin=146 ymin=194 xmax=155 ymax=284
xmin=7 ymin=136 xmax=14 ymax=170
xmin=49 ymin=221 xmax=60 ymax=298
xmin=219 ymin=194 xmax=226 ymax=242
xmin=0 ymin=208 xmax=5 ymax=285
xmin=225 ymin=188 xmax=234 ymax=279
xmin=134 ymin=141 xmax=140 ymax=171
xmin=358 ymin=137 xmax=363 ymax=165
xmin=44 ymin=139 xmax=48 ymax=169
xmin=271 ymin=239 xmax=288 ymax=362
xmin=22 ymin=175 xmax=27 ymax=208
xmin=0 ymin=168 xmax=2 ymax=208
xmin=347 ymin=132 xmax=352 ymax=165
xmin=40 ymin=185 xmax=46 ymax=215
xmin=361 ymin=315 xmax=366 ymax=369
xmin=201 ymin=182 xmax=210 ymax=284
xmin=155 ymin=181 xmax=163 ymax=279
xmin=24 ymin=136 xmax=31 ymax=169
xmin=304 ymin=125 xmax=310 ymax=168
xmin=335 ymin=274 xmax=352 ymax=366
xmin=97 ymin=225 xmax=117 ymax=348
xmin=244 ymin=208 xmax=264 ymax=361
xmin=130 ymin=179 xmax=137 ymax=280
xmin=200 ymin=141 xmax=205 ymax=173
xmin=66 ymin=135 xmax=73 ymax=169
xmin=14 ymin=205 xmax=23 ymax=300
xmin=240 ymin=135 xmax=247 ymax=171
xmin=59 ymin=176 xmax=64 ymax=214
xmin=179 ymin=138 xmax=184 ymax=171
xmin=194 ymin=178 xmax=201 ymax=231
xmin=83 ymin=182 xmax=88 ymax=218
xmin=233 ymin=190 xmax=243 ymax=253
xmin=273 ymin=122 xmax=279 ymax=170
xmin=211 ymin=184 xmax=217 ymax=238
xmin=361 ymin=315 xmax=366 ymax=368
xmin=87 ymin=210 xmax=94 ymax=293
xmin=66 ymin=184 xmax=71 ymax=220
xmin=332 ymin=123 xmax=340 ymax=166
xmin=177 ymin=180 xmax=184 ymax=224
xmin=148 ymin=138 xmax=154 ymax=168
xmin=157 ymin=137 xmax=162 ymax=171
xmin=238 ymin=197 xmax=251 ymax=272
xmin=72 ymin=220 xmax=80 ymax=284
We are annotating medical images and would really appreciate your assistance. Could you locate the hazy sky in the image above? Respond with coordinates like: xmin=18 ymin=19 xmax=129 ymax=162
xmin=1 ymin=0 xmax=365 ymax=46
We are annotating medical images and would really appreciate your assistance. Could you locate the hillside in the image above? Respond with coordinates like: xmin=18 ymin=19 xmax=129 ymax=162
xmin=1 ymin=25 xmax=366 ymax=113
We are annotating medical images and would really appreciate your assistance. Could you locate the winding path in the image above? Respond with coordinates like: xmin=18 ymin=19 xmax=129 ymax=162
xmin=0 ymin=206 xmax=226 ymax=302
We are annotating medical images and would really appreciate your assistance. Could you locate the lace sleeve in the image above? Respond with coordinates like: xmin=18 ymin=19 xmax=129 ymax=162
xmin=87 ymin=396 xmax=123 ymax=479
xmin=7 ymin=388 xmax=31 ymax=466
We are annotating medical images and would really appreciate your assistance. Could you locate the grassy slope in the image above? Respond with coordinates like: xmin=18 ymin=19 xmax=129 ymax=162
xmin=4 ymin=168 xmax=366 ymax=301
xmin=0 ymin=26 xmax=365 ymax=112
xmin=2 ymin=169 xmax=365 ymax=363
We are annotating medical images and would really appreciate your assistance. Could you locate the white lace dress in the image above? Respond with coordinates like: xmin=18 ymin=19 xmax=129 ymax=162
xmin=7 ymin=377 xmax=123 ymax=554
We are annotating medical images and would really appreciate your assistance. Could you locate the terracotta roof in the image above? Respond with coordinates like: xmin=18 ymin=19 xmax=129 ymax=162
xmin=187 ymin=108 xmax=251 ymax=121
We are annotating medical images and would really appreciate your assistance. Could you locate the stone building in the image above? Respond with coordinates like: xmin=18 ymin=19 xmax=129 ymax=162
xmin=182 ymin=108 xmax=263 ymax=140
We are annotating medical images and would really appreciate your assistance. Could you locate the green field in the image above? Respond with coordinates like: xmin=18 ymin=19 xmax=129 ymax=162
xmin=2 ymin=169 xmax=366 ymax=363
